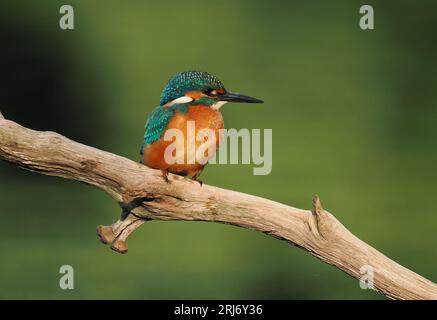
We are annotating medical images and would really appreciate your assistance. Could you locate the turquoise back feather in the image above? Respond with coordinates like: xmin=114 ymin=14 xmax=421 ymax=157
xmin=143 ymin=104 xmax=189 ymax=146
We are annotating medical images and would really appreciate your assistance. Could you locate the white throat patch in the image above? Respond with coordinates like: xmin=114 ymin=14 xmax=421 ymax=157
xmin=211 ymin=101 xmax=228 ymax=110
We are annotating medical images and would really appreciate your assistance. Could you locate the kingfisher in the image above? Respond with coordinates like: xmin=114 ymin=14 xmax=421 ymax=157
xmin=140 ymin=71 xmax=263 ymax=183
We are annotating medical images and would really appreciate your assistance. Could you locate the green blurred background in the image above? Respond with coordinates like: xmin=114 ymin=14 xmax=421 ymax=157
xmin=0 ymin=0 xmax=436 ymax=299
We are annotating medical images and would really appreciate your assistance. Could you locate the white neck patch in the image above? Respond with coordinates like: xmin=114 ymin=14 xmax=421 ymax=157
xmin=163 ymin=96 xmax=227 ymax=110
xmin=163 ymin=96 xmax=193 ymax=108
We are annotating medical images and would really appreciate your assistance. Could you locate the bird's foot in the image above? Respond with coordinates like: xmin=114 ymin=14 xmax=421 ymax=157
xmin=161 ymin=169 xmax=170 ymax=183
xmin=192 ymin=177 xmax=203 ymax=186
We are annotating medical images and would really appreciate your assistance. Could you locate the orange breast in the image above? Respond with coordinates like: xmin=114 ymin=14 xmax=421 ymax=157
xmin=142 ymin=105 xmax=224 ymax=178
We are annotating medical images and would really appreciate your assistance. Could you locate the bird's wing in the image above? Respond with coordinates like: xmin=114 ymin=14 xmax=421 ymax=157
xmin=140 ymin=104 xmax=190 ymax=161
xmin=143 ymin=106 xmax=175 ymax=145
xmin=142 ymin=104 xmax=190 ymax=145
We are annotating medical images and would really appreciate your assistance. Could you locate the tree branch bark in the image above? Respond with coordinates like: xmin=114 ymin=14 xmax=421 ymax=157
xmin=0 ymin=112 xmax=436 ymax=300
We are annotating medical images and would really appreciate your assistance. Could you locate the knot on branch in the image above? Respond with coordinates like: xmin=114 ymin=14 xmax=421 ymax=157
xmin=312 ymin=195 xmax=324 ymax=214
xmin=309 ymin=195 xmax=333 ymax=239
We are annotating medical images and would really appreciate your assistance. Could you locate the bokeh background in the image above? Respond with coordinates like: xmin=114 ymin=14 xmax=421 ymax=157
xmin=0 ymin=0 xmax=436 ymax=299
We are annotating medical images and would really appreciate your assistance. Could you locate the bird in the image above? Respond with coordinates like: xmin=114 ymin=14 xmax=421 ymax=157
xmin=140 ymin=71 xmax=263 ymax=184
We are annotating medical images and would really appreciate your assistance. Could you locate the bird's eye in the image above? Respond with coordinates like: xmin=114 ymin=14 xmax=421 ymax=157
xmin=204 ymin=88 xmax=218 ymax=97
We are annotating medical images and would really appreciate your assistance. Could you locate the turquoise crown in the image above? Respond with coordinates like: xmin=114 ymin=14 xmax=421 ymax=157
xmin=159 ymin=71 xmax=224 ymax=106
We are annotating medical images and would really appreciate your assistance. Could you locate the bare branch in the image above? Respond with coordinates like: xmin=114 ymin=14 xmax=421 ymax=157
xmin=0 ymin=115 xmax=436 ymax=300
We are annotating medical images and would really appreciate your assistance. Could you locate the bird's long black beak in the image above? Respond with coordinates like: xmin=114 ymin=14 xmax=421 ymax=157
xmin=219 ymin=91 xmax=264 ymax=103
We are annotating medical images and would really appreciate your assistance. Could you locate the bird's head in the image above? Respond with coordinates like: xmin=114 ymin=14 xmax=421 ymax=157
xmin=159 ymin=71 xmax=263 ymax=109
